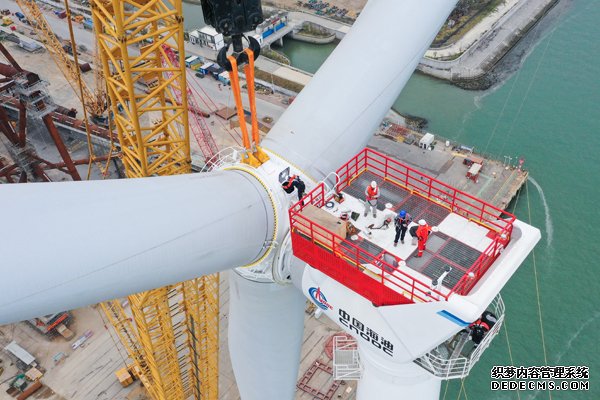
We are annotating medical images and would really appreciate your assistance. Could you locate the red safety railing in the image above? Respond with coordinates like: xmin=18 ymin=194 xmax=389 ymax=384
xmin=290 ymin=183 xmax=447 ymax=305
xmin=336 ymin=148 xmax=515 ymax=234
xmin=336 ymin=148 xmax=515 ymax=296
xmin=289 ymin=148 xmax=516 ymax=304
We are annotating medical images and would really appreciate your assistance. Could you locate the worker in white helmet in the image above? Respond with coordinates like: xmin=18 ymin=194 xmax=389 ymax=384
xmin=409 ymin=219 xmax=432 ymax=257
xmin=364 ymin=180 xmax=380 ymax=218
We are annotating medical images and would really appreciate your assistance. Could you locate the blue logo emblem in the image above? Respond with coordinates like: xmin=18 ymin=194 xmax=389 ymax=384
xmin=308 ymin=287 xmax=333 ymax=310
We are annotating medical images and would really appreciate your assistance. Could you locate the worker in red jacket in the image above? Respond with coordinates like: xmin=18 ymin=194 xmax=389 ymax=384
xmin=409 ymin=219 xmax=431 ymax=257
xmin=364 ymin=181 xmax=380 ymax=218
xmin=468 ymin=311 xmax=497 ymax=346
xmin=282 ymin=174 xmax=306 ymax=201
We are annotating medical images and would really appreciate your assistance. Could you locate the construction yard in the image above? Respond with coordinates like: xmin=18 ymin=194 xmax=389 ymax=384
xmin=1 ymin=1 xmax=526 ymax=398
xmin=1 ymin=273 xmax=358 ymax=400
xmin=0 ymin=35 xmax=525 ymax=400
xmin=264 ymin=0 xmax=367 ymax=20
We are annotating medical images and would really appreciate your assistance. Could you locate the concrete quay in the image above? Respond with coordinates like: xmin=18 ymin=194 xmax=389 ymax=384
xmin=1 ymin=0 xmax=558 ymax=88
xmin=265 ymin=1 xmax=559 ymax=85
xmin=418 ymin=0 xmax=559 ymax=83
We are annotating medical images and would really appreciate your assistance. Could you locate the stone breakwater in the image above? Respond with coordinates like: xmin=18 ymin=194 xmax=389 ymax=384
xmin=418 ymin=0 xmax=559 ymax=90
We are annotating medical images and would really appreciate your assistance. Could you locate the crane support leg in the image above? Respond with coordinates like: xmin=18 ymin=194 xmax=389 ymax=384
xmin=18 ymin=101 xmax=27 ymax=148
xmin=0 ymin=107 xmax=19 ymax=145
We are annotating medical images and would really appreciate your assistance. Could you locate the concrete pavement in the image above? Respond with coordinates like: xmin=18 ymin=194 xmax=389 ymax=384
xmin=424 ymin=0 xmax=521 ymax=59
xmin=419 ymin=0 xmax=558 ymax=81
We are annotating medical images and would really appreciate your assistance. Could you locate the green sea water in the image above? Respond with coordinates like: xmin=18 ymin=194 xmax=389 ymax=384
xmin=182 ymin=1 xmax=206 ymax=30
xmin=183 ymin=1 xmax=600 ymax=397
xmin=282 ymin=1 xmax=600 ymax=398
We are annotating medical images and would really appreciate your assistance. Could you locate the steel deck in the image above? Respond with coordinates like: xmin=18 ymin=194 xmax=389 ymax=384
xmin=289 ymin=148 xmax=515 ymax=305
xmin=342 ymin=171 xmax=482 ymax=289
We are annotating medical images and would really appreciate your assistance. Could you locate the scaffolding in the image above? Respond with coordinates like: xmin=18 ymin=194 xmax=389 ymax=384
xmin=332 ymin=335 xmax=362 ymax=380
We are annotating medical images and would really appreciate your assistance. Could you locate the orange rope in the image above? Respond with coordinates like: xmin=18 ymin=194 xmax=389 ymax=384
xmin=243 ymin=48 xmax=260 ymax=146
xmin=226 ymin=55 xmax=251 ymax=150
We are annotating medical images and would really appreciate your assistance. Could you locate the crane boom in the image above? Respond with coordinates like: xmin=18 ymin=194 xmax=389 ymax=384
xmin=15 ymin=0 xmax=105 ymax=118
xmin=89 ymin=0 xmax=219 ymax=398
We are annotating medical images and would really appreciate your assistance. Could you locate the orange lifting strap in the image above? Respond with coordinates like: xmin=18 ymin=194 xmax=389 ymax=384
xmin=227 ymin=49 xmax=269 ymax=167
xmin=243 ymin=48 xmax=260 ymax=147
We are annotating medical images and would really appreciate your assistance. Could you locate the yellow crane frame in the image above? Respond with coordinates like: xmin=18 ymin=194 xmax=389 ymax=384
xmin=91 ymin=0 xmax=191 ymax=176
xmin=89 ymin=0 xmax=219 ymax=398
xmin=15 ymin=0 xmax=106 ymax=118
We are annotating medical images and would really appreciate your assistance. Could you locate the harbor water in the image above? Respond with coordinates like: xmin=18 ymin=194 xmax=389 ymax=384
xmin=286 ymin=2 xmax=600 ymax=398
xmin=186 ymin=1 xmax=600 ymax=397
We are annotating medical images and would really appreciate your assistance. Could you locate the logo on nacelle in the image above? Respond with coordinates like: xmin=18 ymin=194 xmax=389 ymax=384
xmin=308 ymin=287 xmax=333 ymax=310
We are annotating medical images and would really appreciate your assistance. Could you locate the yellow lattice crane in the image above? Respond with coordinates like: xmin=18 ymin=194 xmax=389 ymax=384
xmin=18 ymin=0 xmax=221 ymax=396
xmin=86 ymin=0 xmax=219 ymax=398
xmin=15 ymin=0 xmax=106 ymax=119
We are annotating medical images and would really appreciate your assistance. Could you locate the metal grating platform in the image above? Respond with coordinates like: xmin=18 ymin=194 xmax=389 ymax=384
xmin=421 ymin=256 xmax=464 ymax=288
xmin=409 ymin=233 xmax=482 ymax=289
xmin=335 ymin=233 xmax=384 ymax=268
xmin=343 ymin=171 xmax=449 ymax=226
xmin=333 ymin=334 xmax=362 ymax=381
xmin=342 ymin=172 xmax=483 ymax=289
xmin=440 ymin=238 xmax=482 ymax=267
xmin=353 ymin=240 xmax=383 ymax=260
xmin=290 ymin=148 xmax=516 ymax=304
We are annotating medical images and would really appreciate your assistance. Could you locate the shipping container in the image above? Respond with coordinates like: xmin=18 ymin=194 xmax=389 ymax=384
xmin=198 ymin=62 xmax=214 ymax=75
xmin=185 ymin=55 xmax=201 ymax=68
xmin=217 ymin=71 xmax=230 ymax=85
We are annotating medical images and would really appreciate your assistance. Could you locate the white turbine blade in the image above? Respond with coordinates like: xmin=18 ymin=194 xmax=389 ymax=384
xmin=263 ymin=0 xmax=458 ymax=178
xmin=227 ymin=271 xmax=306 ymax=400
xmin=0 ymin=170 xmax=274 ymax=324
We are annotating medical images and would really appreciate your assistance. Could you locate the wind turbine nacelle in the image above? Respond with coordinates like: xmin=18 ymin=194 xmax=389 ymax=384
xmin=293 ymin=219 xmax=540 ymax=366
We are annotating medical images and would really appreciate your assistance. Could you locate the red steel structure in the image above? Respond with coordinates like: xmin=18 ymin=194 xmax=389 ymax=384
xmin=161 ymin=46 xmax=219 ymax=163
xmin=289 ymin=148 xmax=515 ymax=306
xmin=0 ymin=47 xmax=88 ymax=183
